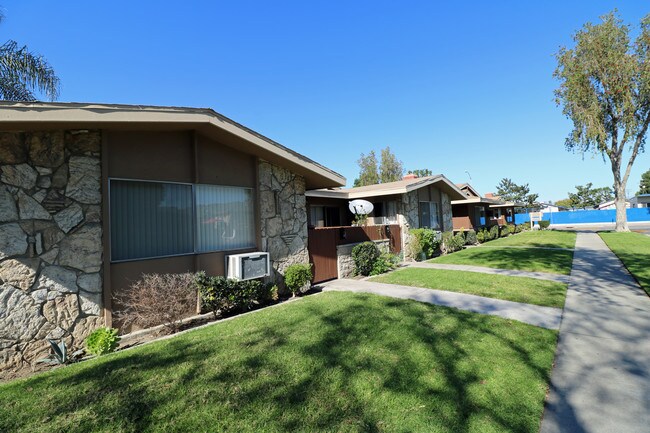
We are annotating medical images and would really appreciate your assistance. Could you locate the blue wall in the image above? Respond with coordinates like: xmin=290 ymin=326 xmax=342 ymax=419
xmin=515 ymin=208 xmax=650 ymax=225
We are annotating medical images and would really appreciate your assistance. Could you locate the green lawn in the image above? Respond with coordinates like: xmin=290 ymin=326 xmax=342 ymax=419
xmin=430 ymin=247 xmax=574 ymax=275
xmin=600 ymin=232 xmax=650 ymax=296
xmin=371 ymin=268 xmax=567 ymax=308
xmin=485 ymin=231 xmax=577 ymax=250
xmin=0 ymin=292 xmax=557 ymax=433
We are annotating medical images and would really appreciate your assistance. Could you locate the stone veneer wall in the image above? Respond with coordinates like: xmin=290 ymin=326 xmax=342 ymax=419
xmin=0 ymin=130 xmax=104 ymax=374
xmin=258 ymin=161 xmax=309 ymax=290
xmin=398 ymin=190 xmax=419 ymax=260
xmin=441 ymin=191 xmax=453 ymax=232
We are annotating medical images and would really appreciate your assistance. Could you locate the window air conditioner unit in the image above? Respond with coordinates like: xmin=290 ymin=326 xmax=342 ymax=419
xmin=226 ymin=252 xmax=271 ymax=281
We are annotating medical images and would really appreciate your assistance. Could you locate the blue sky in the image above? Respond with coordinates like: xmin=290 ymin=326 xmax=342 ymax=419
xmin=3 ymin=1 xmax=650 ymax=202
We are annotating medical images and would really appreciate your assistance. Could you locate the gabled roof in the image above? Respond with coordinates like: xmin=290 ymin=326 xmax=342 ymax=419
xmin=0 ymin=101 xmax=345 ymax=189
xmin=306 ymin=175 xmax=466 ymax=200
xmin=455 ymin=183 xmax=481 ymax=198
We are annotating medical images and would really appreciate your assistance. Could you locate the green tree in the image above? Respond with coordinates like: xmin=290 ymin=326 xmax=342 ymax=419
xmin=555 ymin=198 xmax=573 ymax=209
xmin=638 ymin=169 xmax=650 ymax=195
xmin=495 ymin=178 xmax=539 ymax=207
xmin=353 ymin=151 xmax=379 ymax=187
xmin=0 ymin=12 xmax=59 ymax=101
xmin=379 ymin=146 xmax=403 ymax=183
xmin=568 ymin=183 xmax=614 ymax=209
xmin=408 ymin=168 xmax=433 ymax=177
xmin=554 ymin=11 xmax=650 ymax=231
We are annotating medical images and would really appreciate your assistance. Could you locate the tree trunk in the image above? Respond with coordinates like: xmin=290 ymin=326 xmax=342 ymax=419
xmin=613 ymin=183 xmax=629 ymax=232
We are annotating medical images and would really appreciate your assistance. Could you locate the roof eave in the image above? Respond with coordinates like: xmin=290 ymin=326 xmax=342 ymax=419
xmin=0 ymin=101 xmax=346 ymax=189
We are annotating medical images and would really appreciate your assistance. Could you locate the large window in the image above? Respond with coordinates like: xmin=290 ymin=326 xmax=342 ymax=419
xmin=195 ymin=185 xmax=255 ymax=252
xmin=110 ymin=179 xmax=255 ymax=261
xmin=418 ymin=201 xmax=440 ymax=229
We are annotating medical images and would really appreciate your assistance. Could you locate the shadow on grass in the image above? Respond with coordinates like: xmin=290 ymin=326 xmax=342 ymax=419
xmin=432 ymin=247 xmax=574 ymax=275
xmin=0 ymin=293 xmax=558 ymax=433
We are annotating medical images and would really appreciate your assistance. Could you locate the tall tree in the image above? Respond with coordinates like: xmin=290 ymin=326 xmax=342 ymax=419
xmin=554 ymin=12 xmax=650 ymax=231
xmin=638 ymin=169 xmax=650 ymax=195
xmin=495 ymin=178 xmax=539 ymax=207
xmin=568 ymin=183 xmax=614 ymax=209
xmin=408 ymin=168 xmax=433 ymax=177
xmin=379 ymin=146 xmax=403 ymax=183
xmin=555 ymin=198 xmax=573 ymax=209
xmin=0 ymin=11 xmax=59 ymax=101
xmin=353 ymin=151 xmax=379 ymax=187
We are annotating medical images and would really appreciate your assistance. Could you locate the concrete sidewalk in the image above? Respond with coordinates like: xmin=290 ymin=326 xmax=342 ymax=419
xmin=541 ymin=232 xmax=650 ymax=433
xmin=320 ymin=279 xmax=562 ymax=329
xmin=408 ymin=262 xmax=570 ymax=284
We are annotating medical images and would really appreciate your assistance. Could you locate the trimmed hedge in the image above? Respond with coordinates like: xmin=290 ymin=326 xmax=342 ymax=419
xmin=195 ymin=272 xmax=275 ymax=317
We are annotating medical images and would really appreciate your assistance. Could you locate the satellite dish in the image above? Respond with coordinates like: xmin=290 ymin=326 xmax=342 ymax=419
xmin=349 ymin=199 xmax=374 ymax=215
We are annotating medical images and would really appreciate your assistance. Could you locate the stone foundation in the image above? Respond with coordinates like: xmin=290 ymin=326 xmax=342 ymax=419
xmin=258 ymin=161 xmax=309 ymax=290
xmin=0 ymin=130 xmax=104 ymax=375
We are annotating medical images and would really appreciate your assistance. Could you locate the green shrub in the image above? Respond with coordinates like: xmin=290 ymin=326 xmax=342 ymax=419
xmin=476 ymin=229 xmax=485 ymax=243
xmin=369 ymin=252 xmax=400 ymax=276
xmin=406 ymin=235 xmax=423 ymax=261
xmin=489 ymin=225 xmax=499 ymax=240
xmin=284 ymin=263 xmax=313 ymax=296
xmin=196 ymin=273 xmax=273 ymax=317
xmin=352 ymin=241 xmax=381 ymax=275
xmin=85 ymin=327 xmax=120 ymax=356
xmin=500 ymin=225 xmax=510 ymax=237
xmin=442 ymin=231 xmax=465 ymax=254
xmin=508 ymin=224 xmax=516 ymax=235
xmin=409 ymin=228 xmax=440 ymax=258
xmin=465 ymin=230 xmax=477 ymax=245
xmin=538 ymin=220 xmax=550 ymax=229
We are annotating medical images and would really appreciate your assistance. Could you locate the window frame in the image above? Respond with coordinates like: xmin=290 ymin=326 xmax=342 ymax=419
xmin=418 ymin=200 xmax=441 ymax=230
xmin=108 ymin=177 xmax=256 ymax=263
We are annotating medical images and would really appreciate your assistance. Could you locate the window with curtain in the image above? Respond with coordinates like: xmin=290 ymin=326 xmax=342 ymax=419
xmin=110 ymin=180 xmax=193 ymax=261
xmin=418 ymin=201 xmax=440 ymax=229
xmin=195 ymin=184 xmax=255 ymax=252
xmin=110 ymin=180 xmax=256 ymax=261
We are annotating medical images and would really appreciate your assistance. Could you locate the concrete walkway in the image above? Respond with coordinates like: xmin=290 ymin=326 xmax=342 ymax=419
xmin=408 ymin=262 xmax=571 ymax=284
xmin=320 ymin=279 xmax=562 ymax=329
xmin=540 ymin=232 xmax=650 ymax=433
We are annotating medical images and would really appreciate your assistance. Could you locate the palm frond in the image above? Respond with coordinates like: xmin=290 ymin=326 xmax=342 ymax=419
xmin=0 ymin=39 xmax=60 ymax=101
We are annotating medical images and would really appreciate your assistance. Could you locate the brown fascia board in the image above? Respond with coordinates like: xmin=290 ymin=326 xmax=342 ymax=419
xmin=0 ymin=101 xmax=346 ymax=189
xmin=307 ymin=175 xmax=466 ymax=201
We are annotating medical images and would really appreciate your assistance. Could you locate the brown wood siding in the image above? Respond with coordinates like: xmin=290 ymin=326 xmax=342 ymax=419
xmin=106 ymin=130 xmax=262 ymax=326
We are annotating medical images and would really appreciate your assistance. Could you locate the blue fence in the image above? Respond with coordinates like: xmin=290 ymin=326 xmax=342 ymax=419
xmin=515 ymin=207 xmax=650 ymax=225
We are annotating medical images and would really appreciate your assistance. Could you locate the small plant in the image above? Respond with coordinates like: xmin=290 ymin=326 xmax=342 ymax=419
xmin=489 ymin=225 xmax=499 ymax=240
xmin=369 ymin=252 xmax=399 ymax=276
xmin=409 ymin=228 xmax=440 ymax=259
xmin=500 ymin=225 xmax=510 ymax=237
xmin=538 ymin=220 xmax=550 ymax=229
xmin=406 ymin=235 xmax=423 ymax=261
xmin=352 ymin=241 xmax=381 ymax=275
xmin=284 ymin=263 xmax=313 ymax=297
xmin=85 ymin=327 xmax=120 ymax=356
xmin=465 ymin=230 xmax=478 ymax=245
xmin=476 ymin=229 xmax=485 ymax=243
xmin=507 ymin=224 xmax=516 ymax=235
xmin=352 ymin=213 xmax=368 ymax=226
xmin=114 ymin=272 xmax=198 ymax=333
xmin=441 ymin=231 xmax=465 ymax=254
